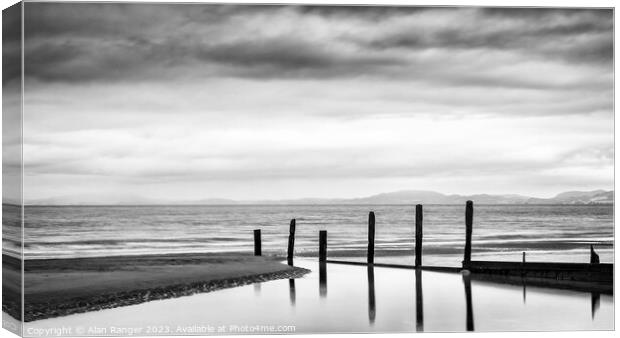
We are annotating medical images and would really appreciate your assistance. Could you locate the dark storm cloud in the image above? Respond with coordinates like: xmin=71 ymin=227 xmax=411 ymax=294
xmin=22 ymin=34 xmax=405 ymax=82
xmin=481 ymin=7 xmax=607 ymax=18
xmin=196 ymin=38 xmax=407 ymax=79
xmin=366 ymin=24 xmax=611 ymax=61
xmin=363 ymin=9 xmax=612 ymax=64
xmin=295 ymin=4 xmax=434 ymax=18
xmin=3 ymin=3 xmax=21 ymax=85
xmin=21 ymin=3 xmax=613 ymax=86
xmin=22 ymin=3 xmax=406 ymax=82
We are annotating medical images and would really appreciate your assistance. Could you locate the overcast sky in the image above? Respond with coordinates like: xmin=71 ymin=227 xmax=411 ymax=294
xmin=17 ymin=4 xmax=613 ymax=202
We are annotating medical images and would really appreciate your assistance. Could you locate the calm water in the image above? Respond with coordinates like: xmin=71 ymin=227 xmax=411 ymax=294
xmin=4 ymin=204 xmax=614 ymax=266
xmin=25 ymin=260 xmax=613 ymax=333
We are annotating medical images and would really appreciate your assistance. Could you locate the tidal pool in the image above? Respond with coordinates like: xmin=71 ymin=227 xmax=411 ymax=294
xmin=24 ymin=259 xmax=613 ymax=335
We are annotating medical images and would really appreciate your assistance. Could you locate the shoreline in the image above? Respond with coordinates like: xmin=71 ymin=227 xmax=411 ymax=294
xmin=3 ymin=253 xmax=310 ymax=322
xmin=7 ymin=239 xmax=614 ymax=262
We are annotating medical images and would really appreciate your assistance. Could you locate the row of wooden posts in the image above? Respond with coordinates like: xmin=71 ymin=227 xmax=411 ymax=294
xmin=252 ymin=200 xmax=476 ymax=266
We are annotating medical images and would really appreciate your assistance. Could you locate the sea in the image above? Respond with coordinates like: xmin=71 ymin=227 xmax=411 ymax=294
xmin=3 ymin=204 xmax=614 ymax=267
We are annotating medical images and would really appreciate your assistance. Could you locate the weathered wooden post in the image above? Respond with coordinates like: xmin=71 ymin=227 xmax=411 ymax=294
xmin=287 ymin=219 xmax=296 ymax=265
xmin=590 ymin=245 xmax=600 ymax=264
xmin=463 ymin=201 xmax=474 ymax=265
xmin=253 ymin=229 xmax=261 ymax=256
xmin=368 ymin=212 xmax=375 ymax=265
xmin=415 ymin=204 xmax=423 ymax=267
xmin=522 ymin=252 xmax=526 ymax=263
xmin=319 ymin=230 xmax=327 ymax=262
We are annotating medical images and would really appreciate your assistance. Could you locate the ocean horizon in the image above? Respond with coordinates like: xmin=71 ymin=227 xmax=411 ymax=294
xmin=4 ymin=204 xmax=612 ymax=266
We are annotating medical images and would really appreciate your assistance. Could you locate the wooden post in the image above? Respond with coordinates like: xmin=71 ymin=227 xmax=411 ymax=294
xmin=521 ymin=251 xmax=526 ymax=277
xmin=287 ymin=219 xmax=296 ymax=265
xmin=253 ymin=229 xmax=261 ymax=256
xmin=590 ymin=245 xmax=600 ymax=264
xmin=368 ymin=212 xmax=375 ymax=265
xmin=415 ymin=204 xmax=423 ymax=267
xmin=319 ymin=230 xmax=327 ymax=262
xmin=464 ymin=201 xmax=473 ymax=265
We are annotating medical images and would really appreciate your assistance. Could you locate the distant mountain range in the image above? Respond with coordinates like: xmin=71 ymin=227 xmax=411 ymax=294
xmin=24 ymin=189 xmax=613 ymax=206
xmin=524 ymin=190 xmax=614 ymax=205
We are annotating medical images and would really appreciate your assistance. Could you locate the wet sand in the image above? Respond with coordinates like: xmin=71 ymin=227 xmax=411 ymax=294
xmin=2 ymin=254 xmax=22 ymax=322
xmin=3 ymin=253 xmax=309 ymax=322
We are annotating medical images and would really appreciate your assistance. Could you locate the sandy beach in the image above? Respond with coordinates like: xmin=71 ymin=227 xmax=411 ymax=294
xmin=4 ymin=253 xmax=309 ymax=322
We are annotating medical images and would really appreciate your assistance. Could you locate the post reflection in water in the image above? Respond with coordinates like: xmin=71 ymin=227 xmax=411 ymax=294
xmin=522 ymin=282 xmax=526 ymax=304
xmin=367 ymin=266 xmax=376 ymax=324
xmin=462 ymin=271 xmax=475 ymax=331
xmin=319 ymin=262 xmax=327 ymax=298
xmin=288 ymin=279 xmax=296 ymax=306
xmin=591 ymin=292 xmax=600 ymax=320
xmin=254 ymin=282 xmax=261 ymax=295
xmin=287 ymin=257 xmax=296 ymax=306
xmin=415 ymin=269 xmax=424 ymax=332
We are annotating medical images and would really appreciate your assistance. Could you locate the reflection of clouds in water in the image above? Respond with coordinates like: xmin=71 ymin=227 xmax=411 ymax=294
xmin=25 ymin=260 xmax=613 ymax=332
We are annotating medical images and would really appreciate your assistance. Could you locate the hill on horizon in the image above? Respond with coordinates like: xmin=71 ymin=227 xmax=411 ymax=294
xmin=22 ymin=189 xmax=614 ymax=206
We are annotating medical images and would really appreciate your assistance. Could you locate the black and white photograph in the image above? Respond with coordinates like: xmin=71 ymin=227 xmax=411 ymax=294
xmin=1 ymin=0 xmax=615 ymax=336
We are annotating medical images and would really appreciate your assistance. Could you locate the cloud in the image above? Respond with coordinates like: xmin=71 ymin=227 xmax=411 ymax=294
xmin=3 ymin=3 xmax=22 ymax=85
xmin=361 ymin=8 xmax=612 ymax=62
xmin=19 ymin=3 xmax=614 ymax=201
xmin=21 ymin=4 xmax=612 ymax=87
